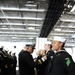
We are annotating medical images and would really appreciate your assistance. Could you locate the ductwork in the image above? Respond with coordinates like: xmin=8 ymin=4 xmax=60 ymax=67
xmin=39 ymin=0 xmax=67 ymax=37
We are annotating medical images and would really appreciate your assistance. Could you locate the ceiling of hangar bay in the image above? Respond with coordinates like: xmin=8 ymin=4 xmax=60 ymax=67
xmin=0 ymin=0 xmax=49 ymax=42
xmin=0 ymin=0 xmax=75 ymax=48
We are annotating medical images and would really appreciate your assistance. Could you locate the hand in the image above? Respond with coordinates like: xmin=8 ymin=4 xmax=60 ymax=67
xmin=42 ymin=55 xmax=47 ymax=60
xmin=37 ymin=50 xmax=46 ymax=56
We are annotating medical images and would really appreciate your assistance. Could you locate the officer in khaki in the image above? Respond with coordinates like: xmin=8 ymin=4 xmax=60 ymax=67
xmin=48 ymin=36 xmax=75 ymax=75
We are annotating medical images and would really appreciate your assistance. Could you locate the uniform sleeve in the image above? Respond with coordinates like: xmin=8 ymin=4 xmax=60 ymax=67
xmin=62 ymin=54 xmax=75 ymax=75
xmin=22 ymin=53 xmax=43 ymax=68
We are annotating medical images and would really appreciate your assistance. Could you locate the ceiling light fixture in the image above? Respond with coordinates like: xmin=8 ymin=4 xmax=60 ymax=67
xmin=27 ymin=1 xmax=34 ymax=4
xmin=12 ymin=37 xmax=18 ymax=39
xmin=25 ymin=4 xmax=37 ymax=7
xmin=28 ymin=37 xmax=34 ymax=39
xmin=27 ymin=27 xmax=35 ymax=30
xmin=54 ymin=28 xmax=61 ymax=31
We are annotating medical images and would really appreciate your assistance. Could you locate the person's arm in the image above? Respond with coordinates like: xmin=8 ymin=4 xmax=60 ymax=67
xmin=22 ymin=53 xmax=37 ymax=68
xmin=22 ymin=52 xmax=47 ymax=68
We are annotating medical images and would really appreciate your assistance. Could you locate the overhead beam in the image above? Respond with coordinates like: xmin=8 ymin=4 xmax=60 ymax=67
xmin=0 ymin=17 xmax=44 ymax=20
xmin=0 ymin=7 xmax=46 ymax=12
xmin=51 ymin=31 xmax=75 ymax=33
xmin=0 ymin=35 xmax=37 ymax=37
xmin=60 ymin=19 xmax=75 ymax=22
xmin=0 ymin=28 xmax=40 ymax=31
xmin=55 ymin=26 xmax=75 ymax=28
xmin=0 ymin=32 xmax=38 ymax=35
xmin=66 ymin=12 xmax=75 ymax=15
xmin=0 ymin=39 xmax=35 ymax=42
xmin=0 ymin=23 xmax=42 ymax=26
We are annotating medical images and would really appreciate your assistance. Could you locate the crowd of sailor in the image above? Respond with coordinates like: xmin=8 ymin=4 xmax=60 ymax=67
xmin=0 ymin=46 xmax=17 ymax=75
xmin=0 ymin=36 xmax=75 ymax=75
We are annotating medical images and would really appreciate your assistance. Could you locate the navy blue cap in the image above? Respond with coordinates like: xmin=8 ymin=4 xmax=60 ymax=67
xmin=26 ymin=44 xmax=35 ymax=49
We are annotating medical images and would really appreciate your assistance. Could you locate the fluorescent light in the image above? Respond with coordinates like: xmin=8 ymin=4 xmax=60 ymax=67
xmin=12 ymin=37 xmax=18 ymax=39
xmin=27 ymin=1 xmax=34 ymax=4
xmin=68 ymin=5 xmax=72 ymax=8
xmin=25 ymin=4 xmax=37 ymax=7
xmin=70 ymin=5 xmax=75 ymax=12
xmin=54 ymin=28 xmax=61 ymax=31
xmin=28 ymin=37 xmax=34 ymax=39
xmin=28 ymin=27 xmax=35 ymax=30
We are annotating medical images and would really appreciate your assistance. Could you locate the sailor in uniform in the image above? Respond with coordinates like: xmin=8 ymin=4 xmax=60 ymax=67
xmin=48 ymin=36 xmax=75 ymax=75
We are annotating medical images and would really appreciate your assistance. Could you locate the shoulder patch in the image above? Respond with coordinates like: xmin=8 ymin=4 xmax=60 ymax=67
xmin=65 ymin=58 xmax=71 ymax=66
